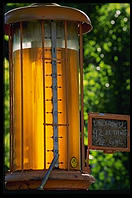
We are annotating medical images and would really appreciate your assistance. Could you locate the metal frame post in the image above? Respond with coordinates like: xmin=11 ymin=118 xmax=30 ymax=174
xmin=41 ymin=20 xmax=46 ymax=170
xmin=9 ymin=24 xmax=13 ymax=172
xmin=79 ymin=22 xmax=85 ymax=171
xmin=64 ymin=20 xmax=70 ymax=170
xmin=20 ymin=22 xmax=24 ymax=170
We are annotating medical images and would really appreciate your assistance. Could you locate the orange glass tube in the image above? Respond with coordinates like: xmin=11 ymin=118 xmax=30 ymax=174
xmin=12 ymin=21 xmax=80 ymax=170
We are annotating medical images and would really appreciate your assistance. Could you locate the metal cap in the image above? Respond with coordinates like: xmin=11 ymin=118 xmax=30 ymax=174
xmin=4 ymin=3 xmax=92 ymax=34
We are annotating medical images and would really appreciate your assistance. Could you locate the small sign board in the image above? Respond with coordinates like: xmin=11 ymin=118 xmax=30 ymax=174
xmin=88 ymin=113 xmax=130 ymax=153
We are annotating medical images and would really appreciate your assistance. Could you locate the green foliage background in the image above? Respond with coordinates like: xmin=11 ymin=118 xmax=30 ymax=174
xmin=4 ymin=3 xmax=130 ymax=190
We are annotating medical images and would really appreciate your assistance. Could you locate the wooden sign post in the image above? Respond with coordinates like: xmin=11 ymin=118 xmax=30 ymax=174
xmin=88 ymin=112 xmax=130 ymax=153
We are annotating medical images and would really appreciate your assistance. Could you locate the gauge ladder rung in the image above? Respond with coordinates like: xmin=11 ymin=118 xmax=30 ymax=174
xmin=45 ymin=98 xmax=62 ymax=102
xmin=47 ymin=162 xmax=64 ymax=164
xmin=46 ymin=111 xmax=62 ymax=114
xmin=43 ymin=123 xmax=69 ymax=127
xmin=45 ymin=74 xmax=62 ymax=77
xmin=50 ymin=136 xmax=63 ymax=139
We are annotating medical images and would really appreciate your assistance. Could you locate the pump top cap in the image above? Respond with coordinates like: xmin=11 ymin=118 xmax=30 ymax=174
xmin=5 ymin=3 xmax=93 ymax=34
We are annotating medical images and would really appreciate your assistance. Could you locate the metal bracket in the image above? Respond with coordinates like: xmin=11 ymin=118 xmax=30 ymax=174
xmin=37 ymin=153 xmax=59 ymax=190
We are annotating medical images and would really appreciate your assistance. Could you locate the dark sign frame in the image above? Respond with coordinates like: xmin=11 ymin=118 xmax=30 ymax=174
xmin=88 ymin=113 xmax=130 ymax=153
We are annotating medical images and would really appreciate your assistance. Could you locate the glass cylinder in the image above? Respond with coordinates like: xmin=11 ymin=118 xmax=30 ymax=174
xmin=12 ymin=20 xmax=80 ymax=170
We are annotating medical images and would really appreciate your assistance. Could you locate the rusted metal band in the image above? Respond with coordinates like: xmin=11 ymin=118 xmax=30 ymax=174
xmin=79 ymin=22 xmax=85 ymax=171
xmin=64 ymin=20 xmax=69 ymax=170
xmin=20 ymin=22 xmax=24 ymax=170
xmin=41 ymin=20 xmax=46 ymax=170
xmin=9 ymin=24 xmax=13 ymax=172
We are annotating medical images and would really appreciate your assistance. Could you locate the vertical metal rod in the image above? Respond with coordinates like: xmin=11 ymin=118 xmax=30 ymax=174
xmin=51 ymin=21 xmax=58 ymax=167
xmin=20 ymin=22 xmax=24 ymax=170
xmin=64 ymin=20 xmax=69 ymax=170
xmin=41 ymin=20 xmax=46 ymax=170
xmin=87 ymin=147 xmax=90 ymax=172
xmin=9 ymin=24 xmax=13 ymax=172
xmin=79 ymin=22 xmax=85 ymax=171
xmin=87 ymin=119 xmax=90 ymax=172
